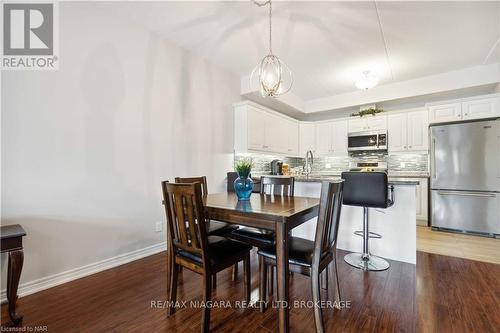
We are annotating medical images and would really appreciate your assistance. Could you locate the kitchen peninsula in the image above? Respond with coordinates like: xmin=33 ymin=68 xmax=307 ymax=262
xmin=251 ymin=175 xmax=418 ymax=265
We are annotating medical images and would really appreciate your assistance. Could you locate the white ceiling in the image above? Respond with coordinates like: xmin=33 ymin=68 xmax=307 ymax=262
xmin=103 ymin=1 xmax=500 ymax=101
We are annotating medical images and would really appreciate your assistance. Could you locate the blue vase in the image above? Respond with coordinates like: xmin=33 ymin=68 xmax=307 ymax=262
xmin=233 ymin=173 xmax=253 ymax=200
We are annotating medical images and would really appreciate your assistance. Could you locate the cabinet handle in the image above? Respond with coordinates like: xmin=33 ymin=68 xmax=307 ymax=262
xmin=404 ymin=146 xmax=407 ymax=149
xmin=409 ymin=146 xmax=412 ymax=149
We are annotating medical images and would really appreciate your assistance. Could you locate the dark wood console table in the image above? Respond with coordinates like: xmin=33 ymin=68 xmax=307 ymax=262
xmin=1 ymin=224 xmax=26 ymax=325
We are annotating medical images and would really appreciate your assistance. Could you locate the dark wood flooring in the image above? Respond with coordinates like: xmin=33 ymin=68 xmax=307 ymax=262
xmin=1 ymin=249 xmax=497 ymax=332
xmin=417 ymin=251 xmax=500 ymax=333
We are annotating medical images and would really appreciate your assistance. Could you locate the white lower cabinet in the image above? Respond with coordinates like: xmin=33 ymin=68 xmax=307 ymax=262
xmin=390 ymin=177 xmax=428 ymax=224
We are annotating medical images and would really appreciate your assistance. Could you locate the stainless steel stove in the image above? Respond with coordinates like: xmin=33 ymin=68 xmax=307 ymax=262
xmin=348 ymin=161 xmax=388 ymax=173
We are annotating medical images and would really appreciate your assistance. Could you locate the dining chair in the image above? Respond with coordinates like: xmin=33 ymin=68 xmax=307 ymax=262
xmin=257 ymin=180 xmax=344 ymax=333
xmin=174 ymin=176 xmax=239 ymax=288
xmin=175 ymin=176 xmax=239 ymax=237
xmin=161 ymin=181 xmax=252 ymax=333
xmin=229 ymin=176 xmax=295 ymax=293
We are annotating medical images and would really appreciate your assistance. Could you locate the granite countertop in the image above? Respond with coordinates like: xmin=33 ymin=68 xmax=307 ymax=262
xmin=387 ymin=171 xmax=430 ymax=178
xmin=252 ymin=174 xmax=419 ymax=186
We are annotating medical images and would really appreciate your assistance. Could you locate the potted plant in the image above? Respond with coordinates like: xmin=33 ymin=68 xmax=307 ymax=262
xmin=234 ymin=158 xmax=254 ymax=200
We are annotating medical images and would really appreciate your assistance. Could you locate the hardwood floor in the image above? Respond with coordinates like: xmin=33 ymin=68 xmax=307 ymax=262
xmin=3 ymin=249 xmax=498 ymax=333
xmin=1 ymin=249 xmax=415 ymax=332
xmin=417 ymin=226 xmax=500 ymax=264
xmin=417 ymin=251 xmax=500 ymax=333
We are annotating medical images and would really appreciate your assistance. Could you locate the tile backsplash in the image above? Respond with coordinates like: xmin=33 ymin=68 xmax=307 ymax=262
xmin=235 ymin=151 xmax=429 ymax=175
xmin=388 ymin=153 xmax=429 ymax=172
xmin=234 ymin=153 xmax=303 ymax=175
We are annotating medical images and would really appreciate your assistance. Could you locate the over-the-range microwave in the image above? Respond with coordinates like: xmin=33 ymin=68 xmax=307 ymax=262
xmin=347 ymin=130 xmax=388 ymax=151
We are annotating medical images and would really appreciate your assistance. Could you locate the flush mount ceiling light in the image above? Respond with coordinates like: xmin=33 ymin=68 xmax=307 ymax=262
xmin=355 ymin=71 xmax=379 ymax=90
xmin=250 ymin=0 xmax=293 ymax=98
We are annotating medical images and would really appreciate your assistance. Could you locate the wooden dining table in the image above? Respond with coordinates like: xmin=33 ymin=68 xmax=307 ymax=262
xmin=203 ymin=192 xmax=320 ymax=333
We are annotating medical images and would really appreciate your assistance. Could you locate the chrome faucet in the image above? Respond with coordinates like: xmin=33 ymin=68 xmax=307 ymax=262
xmin=304 ymin=150 xmax=314 ymax=176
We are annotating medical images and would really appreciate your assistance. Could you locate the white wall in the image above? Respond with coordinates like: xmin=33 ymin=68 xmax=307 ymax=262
xmin=1 ymin=3 xmax=239 ymax=292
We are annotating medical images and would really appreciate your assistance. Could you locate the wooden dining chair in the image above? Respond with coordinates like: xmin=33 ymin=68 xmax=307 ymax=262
xmin=174 ymin=176 xmax=239 ymax=287
xmin=162 ymin=181 xmax=252 ymax=333
xmin=257 ymin=180 xmax=344 ymax=333
xmin=229 ymin=176 xmax=295 ymax=293
xmin=175 ymin=177 xmax=239 ymax=237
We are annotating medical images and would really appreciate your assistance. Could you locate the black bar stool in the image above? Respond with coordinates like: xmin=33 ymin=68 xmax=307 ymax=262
xmin=341 ymin=172 xmax=394 ymax=271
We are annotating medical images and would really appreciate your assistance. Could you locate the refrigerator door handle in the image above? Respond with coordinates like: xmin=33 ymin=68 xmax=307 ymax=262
xmin=431 ymin=138 xmax=436 ymax=179
xmin=437 ymin=190 xmax=497 ymax=198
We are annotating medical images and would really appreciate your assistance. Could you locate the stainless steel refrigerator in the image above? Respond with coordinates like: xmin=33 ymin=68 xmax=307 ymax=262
xmin=430 ymin=119 xmax=500 ymax=236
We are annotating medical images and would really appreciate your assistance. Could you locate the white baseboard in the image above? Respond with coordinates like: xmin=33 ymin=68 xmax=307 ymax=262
xmin=0 ymin=242 xmax=167 ymax=303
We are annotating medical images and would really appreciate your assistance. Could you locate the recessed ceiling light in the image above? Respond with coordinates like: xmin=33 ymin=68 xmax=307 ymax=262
xmin=355 ymin=71 xmax=379 ymax=90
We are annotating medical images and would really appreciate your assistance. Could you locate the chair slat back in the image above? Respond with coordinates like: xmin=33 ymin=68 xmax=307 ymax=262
xmin=260 ymin=176 xmax=295 ymax=197
xmin=161 ymin=181 xmax=209 ymax=262
xmin=175 ymin=176 xmax=208 ymax=196
xmin=313 ymin=181 xmax=344 ymax=262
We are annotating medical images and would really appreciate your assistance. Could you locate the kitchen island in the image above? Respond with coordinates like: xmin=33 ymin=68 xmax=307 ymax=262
xmin=289 ymin=176 xmax=417 ymax=265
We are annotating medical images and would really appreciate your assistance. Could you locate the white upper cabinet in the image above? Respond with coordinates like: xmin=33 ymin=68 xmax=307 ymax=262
xmin=234 ymin=102 xmax=299 ymax=156
xmin=347 ymin=118 xmax=365 ymax=132
xmin=428 ymin=95 xmax=500 ymax=124
xmin=315 ymin=120 xmax=348 ymax=156
xmin=387 ymin=113 xmax=408 ymax=152
xmin=388 ymin=110 xmax=428 ymax=152
xmin=428 ymin=103 xmax=462 ymax=123
xmin=266 ymin=113 xmax=286 ymax=153
xmin=284 ymin=119 xmax=299 ymax=156
xmin=365 ymin=116 xmax=388 ymax=131
xmin=407 ymin=110 xmax=429 ymax=151
xmin=348 ymin=115 xmax=387 ymax=133
xmin=331 ymin=120 xmax=348 ymax=155
xmin=299 ymin=123 xmax=315 ymax=156
xmin=462 ymin=97 xmax=499 ymax=120
xmin=246 ymin=107 xmax=266 ymax=151
xmin=315 ymin=122 xmax=332 ymax=155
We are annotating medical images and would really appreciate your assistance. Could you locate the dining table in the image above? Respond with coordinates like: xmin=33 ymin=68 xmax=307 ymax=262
xmin=203 ymin=192 xmax=320 ymax=333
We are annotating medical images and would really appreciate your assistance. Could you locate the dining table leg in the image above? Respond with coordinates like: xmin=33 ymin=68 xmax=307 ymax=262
xmin=275 ymin=222 xmax=290 ymax=333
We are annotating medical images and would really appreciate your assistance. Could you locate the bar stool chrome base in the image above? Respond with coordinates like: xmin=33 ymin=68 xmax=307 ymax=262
xmin=344 ymin=253 xmax=390 ymax=271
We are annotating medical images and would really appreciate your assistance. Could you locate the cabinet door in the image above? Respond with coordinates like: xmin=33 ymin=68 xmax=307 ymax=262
xmin=416 ymin=178 xmax=428 ymax=223
xmin=265 ymin=114 xmax=287 ymax=153
xmin=331 ymin=120 xmax=348 ymax=155
xmin=428 ymin=103 xmax=462 ymax=123
xmin=285 ymin=120 xmax=299 ymax=156
xmin=365 ymin=115 xmax=387 ymax=131
xmin=247 ymin=108 xmax=266 ymax=150
xmin=315 ymin=122 xmax=332 ymax=155
xmin=348 ymin=118 xmax=366 ymax=133
xmin=299 ymin=123 xmax=315 ymax=156
xmin=387 ymin=114 xmax=408 ymax=152
xmin=462 ymin=97 xmax=499 ymax=120
xmin=407 ymin=110 xmax=429 ymax=151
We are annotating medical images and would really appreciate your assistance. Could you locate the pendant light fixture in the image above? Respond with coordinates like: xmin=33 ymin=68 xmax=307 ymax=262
xmin=250 ymin=0 xmax=293 ymax=98
xmin=355 ymin=70 xmax=379 ymax=90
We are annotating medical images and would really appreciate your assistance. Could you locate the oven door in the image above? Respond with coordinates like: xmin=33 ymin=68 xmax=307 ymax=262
xmin=348 ymin=131 xmax=380 ymax=151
